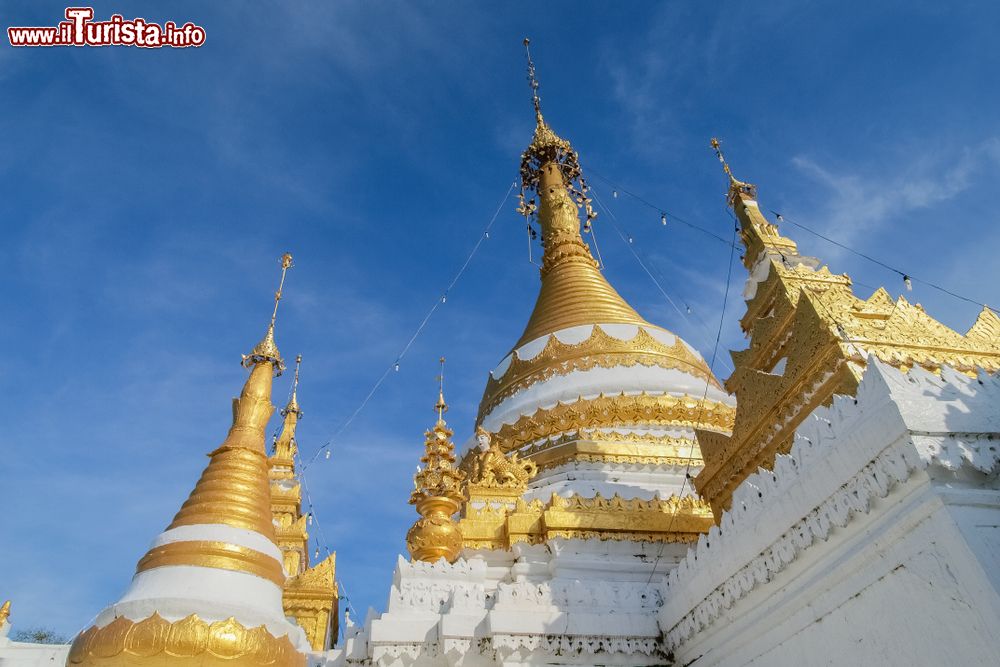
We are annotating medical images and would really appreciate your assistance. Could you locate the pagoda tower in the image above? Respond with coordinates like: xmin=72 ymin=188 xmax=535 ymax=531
xmin=406 ymin=357 xmax=466 ymax=563
xmin=695 ymin=142 xmax=1000 ymax=514
xmin=66 ymin=255 xmax=310 ymax=667
xmin=454 ymin=41 xmax=735 ymax=554
xmin=267 ymin=355 xmax=339 ymax=651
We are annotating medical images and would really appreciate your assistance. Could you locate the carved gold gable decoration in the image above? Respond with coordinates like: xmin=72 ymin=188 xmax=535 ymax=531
xmin=67 ymin=614 xmax=304 ymax=667
xmin=695 ymin=185 xmax=1000 ymax=516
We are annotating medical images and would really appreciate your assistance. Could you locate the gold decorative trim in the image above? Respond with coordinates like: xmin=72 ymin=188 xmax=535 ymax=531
xmin=67 ymin=613 xmax=304 ymax=666
xmin=489 ymin=392 xmax=735 ymax=453
xmin=525 ymin=429 xmax=698 ymax=449
xmin=519 ymin=431 xmax=702 ymax=472
xmin=459 ymin=492 xmax=714 ymax=550
xmin=479 ymin=325 xmax=720 ymax=422
xmin=537 ymin=453 xmax=700 ymax=471
xmin=545 ymin=530 xmax=701 ymax=544
xmin=700 ymin=191 xmax=1000 ymax=516
xmin=283 ymin=554 xmax=337 ymax=652
xmin=136 ymin=541 xmax=286 ymax=587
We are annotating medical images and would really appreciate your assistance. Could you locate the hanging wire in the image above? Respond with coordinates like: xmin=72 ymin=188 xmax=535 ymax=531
xmin=589 ymin=166 xmax=994 ymax=315
xmin=587 ymin=215 xmax=607 ymax=270
xmin=293 ymin=456 xmax=360 ymax=626
xmin=591 ymin=189 xmax=735 ymax=374
xmin=588 ymin=169 xmax=739 ymax=249
xmin=645 ymin=220 xmax=740 ymax=585
xmin=770 ymin=212 xmax=997 ymax=314
xmin=299 ymin=179 xmax=517 ymax=473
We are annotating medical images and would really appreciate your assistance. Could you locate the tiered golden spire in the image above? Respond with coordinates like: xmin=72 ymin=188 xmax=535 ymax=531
xmin=710 ymin=137 xmax=758 ymax=204
xmin=514 ymin=39 xmax=650 ymax=347
xmin=406 ymin=358 xmax=466 ymax=563
xmin=710 ymin=138 xmax=799 ymax=270
xmin=695 ymin=144 xmax=1000 ymax=514
xmin=0 ymin=600 xmax=10 ymax=627
xmin=164 ymin=255 xmax=295 ymax=539
xmin=269 ymin=354 xmax=307 ymax=574
xmin=275 ymin=354 xmax=304 ymax=462
xmin=285 ymin=353 xmax=303 ymax=417
xmin=265 ymin=355 xmax=340 ymax=652
xmin=68 ymin=254 xmax=308 ymax=667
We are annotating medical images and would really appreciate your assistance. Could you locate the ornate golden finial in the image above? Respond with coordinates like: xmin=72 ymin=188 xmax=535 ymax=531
xmin=283 ymin=353 xmax=303 ymax=417
xmin=506 ymin=39 xmax=650 ymax=347
xmin=435 ymin=356 xmax=448 ymax=423
xmin=517 ymin=38 xmax=596 ymax=230
xmin=243 ymin=253 xmax=293 ymax=375
xmin=406 ymin=364 xmax=466 ymax=563
xmin=0 ymin=599 xmax=10 ymax=626
xmin=710 ymin=137 xmax=757 ymax=204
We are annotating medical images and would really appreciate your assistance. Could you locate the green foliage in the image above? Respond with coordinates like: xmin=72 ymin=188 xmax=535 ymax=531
xmin=11 ymin=627 xmax=68 ymax=644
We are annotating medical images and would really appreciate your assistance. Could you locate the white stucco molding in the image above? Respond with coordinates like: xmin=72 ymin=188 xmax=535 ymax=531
xmin=659 ymin=360 xmax=1000 ymax=651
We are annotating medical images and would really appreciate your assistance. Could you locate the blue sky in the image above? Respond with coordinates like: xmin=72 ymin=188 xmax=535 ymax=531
xmin=2 ymin=0 xmax=998 ymax=637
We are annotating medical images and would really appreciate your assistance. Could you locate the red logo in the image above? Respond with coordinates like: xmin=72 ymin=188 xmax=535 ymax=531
xmin=8 ymin=7 xmax=206 ymax=48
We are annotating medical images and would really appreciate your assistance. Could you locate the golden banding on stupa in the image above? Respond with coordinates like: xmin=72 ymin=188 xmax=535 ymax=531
xmin=66 ymin=254 xmax=311 ymax=667
xmin=453 ymin=40 xmax=732 ymax=551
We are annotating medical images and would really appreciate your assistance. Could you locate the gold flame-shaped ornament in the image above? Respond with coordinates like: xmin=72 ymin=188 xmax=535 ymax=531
xmin=406 ymin=358 xmax=466 ymax=563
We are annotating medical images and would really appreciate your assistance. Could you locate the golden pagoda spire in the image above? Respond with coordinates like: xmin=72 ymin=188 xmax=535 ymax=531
xmin=244 ymin=252 xmax=293 ymax=375
xmin=710 ymin=137 xmax=799 ymax=270
xmin=695 ymin=144 xmax=1000 ymax=516
xmin=710 ymin=137 xmax=758 ymax=205
xmin=273 ymin=354 xmax=303 ymax=464
xmin=263 ymin=354 xmax=340 ymax=652
xmin=67 ymin=254 xmax=308 ymax=667
xmin=514 ymin=39 xmax=650 ymax=346
xmin=406 ymin=357 xmax=466 ymax=563
xmin=285 ymin=353 xmax=303 ymax=417
xmin=165 ymin=254 xmax=295 ymax=537
xmin=0 ymin=599 xmax=10 ymax=627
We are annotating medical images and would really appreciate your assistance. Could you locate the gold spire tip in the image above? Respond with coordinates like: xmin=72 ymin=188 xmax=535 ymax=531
xmin=710 ymin=137 xmax=756 ymax=203
xmin=435 ymin=356 xmax=448 ymax=421
xmin=282 ymin=353 xmax=303 ymax=417
xmin=243 ymin=253 xmax=294 ymax=375
xmin=516 ymin=38 xmax=593 ymax=226
xmin=0 ymin=599 xmax=10 ymax=626
xmin=710 ymin=137 xmax=735 ymax=183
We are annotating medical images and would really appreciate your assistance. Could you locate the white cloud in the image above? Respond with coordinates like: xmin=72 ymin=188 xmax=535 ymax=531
xmin=790 ymin=138 xmax=1000 ymax=249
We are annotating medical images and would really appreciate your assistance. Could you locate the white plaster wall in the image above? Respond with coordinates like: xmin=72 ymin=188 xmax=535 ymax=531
xmin=672 ymin=475 xmax=1000 ymax=667
xmin=0 ymin=641 xmax=70 ymax=666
